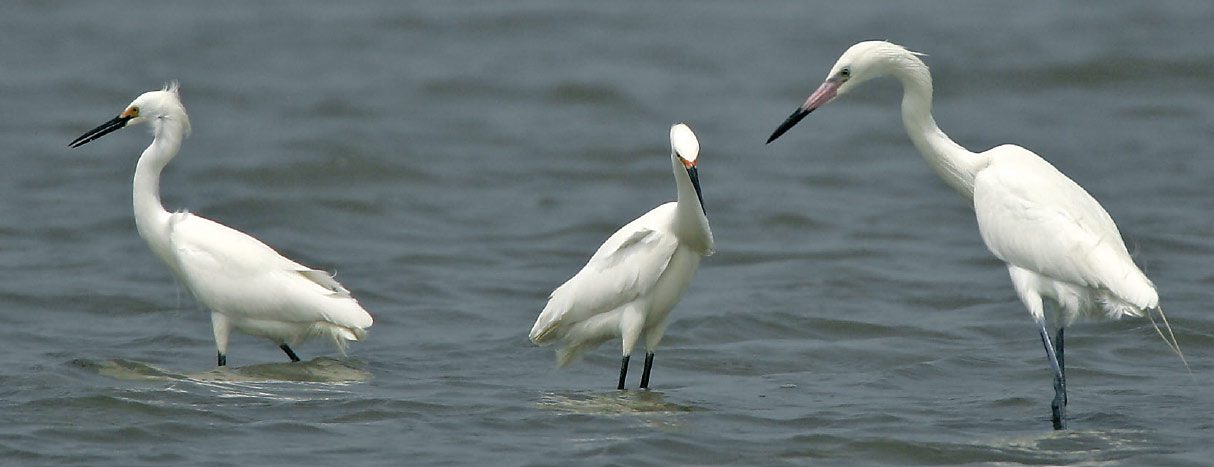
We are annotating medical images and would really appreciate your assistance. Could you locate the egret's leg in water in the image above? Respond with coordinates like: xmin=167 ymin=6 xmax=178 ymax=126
xmin=217 ymin=352 xmax=227 ymax=367
xmin=617 ymin=355 xmax=630 ymax=390
xmin=640 ymin=352 xmax=656 ymax=389
xmin=1055 ymin=327 xmax=1067 ymax=406
xmin=1037 ymin=320 xmax=1067 ymax=430
xmin=280 ymin=344 xmax=301 ymax=362
xmin=640 ymin=318 xmax=669 ymax=390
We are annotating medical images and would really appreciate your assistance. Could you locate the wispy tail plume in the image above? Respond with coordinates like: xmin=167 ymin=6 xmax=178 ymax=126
xmin=1146 ymin=305 xmax=1190 ymax=373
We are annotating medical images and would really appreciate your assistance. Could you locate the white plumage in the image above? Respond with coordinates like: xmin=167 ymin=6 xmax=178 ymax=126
xmin=70 ymin=83 xmax=372 ymax=366
xmin=530 ymin=123 xmax=714 ymax=390
xmin=973 ymin=145 xmax=1158 ymax=319
xmin=767 ymin=41 xmax=1182 ymax=429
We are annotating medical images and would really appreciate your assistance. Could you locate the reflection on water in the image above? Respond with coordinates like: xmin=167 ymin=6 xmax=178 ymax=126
xmin=981 ymin=428 xmax=1161 ymax=464
xmin=75 ymin=358 xmax=180 ymax=382
xmin=74 ymin=357 xmax=371 ymax=383
xmin=537 ymin=390 xmax=697 ymax=432
xmin=537 ymin=390 xmax=698 ymax=415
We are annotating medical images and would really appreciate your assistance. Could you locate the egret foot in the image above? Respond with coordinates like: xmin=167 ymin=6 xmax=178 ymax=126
xmin=639 ymin=352 xmax=655 ymax=389
xmin=280 ymin=344 xmax=301 ymax=362
xmin=617 ymin=355 xmax=630 ymax=390
xmin=217 ymin=352 xmax=227 ymax=367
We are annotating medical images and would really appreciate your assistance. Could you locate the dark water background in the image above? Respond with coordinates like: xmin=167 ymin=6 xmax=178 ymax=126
xmin=2 ymin=1 xmax=1213 ymax=465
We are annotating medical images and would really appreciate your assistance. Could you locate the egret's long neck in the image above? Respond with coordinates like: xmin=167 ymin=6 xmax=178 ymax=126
xmin=892 ymin=58 xmax=988 ymax=200
xmin=671 ymin=156 xmax=714 ymax=254
xmin=133 ymin=119 xmax=182 ymax=270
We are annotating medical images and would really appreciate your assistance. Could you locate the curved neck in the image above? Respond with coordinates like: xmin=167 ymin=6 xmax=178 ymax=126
xmin=671 ymin=156 xmax=714 ymax=254
xmin=892 ymin=61 xmax=988 ymax=200
xmin=133 ymin=119 xmax=182 ymax=269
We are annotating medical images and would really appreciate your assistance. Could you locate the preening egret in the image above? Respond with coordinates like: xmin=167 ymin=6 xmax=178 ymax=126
xmin=69 ymin=83 xmax=373 ymax=366
xmin=766 ymin=41 xmax=1185 ymax=429
xmin=530 ymin=123 xmax=714 ymax=390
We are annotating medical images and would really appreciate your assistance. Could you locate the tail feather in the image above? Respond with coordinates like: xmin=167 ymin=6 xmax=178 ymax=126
xmin=1146 ymin=305 xmax=1189 ymax=373
xmin=529 ymin=319 xmax=559 ymax=346
xmin=530 ymin=296 xmax=568 ymax=345
xmin=309 ymin=322 xmax=367 ymax=356
xmin=1097 ymin=293 xmax=1144 ymax=320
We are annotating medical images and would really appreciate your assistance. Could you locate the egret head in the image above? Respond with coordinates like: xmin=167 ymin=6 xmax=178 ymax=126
xmin=766 ymin=41 xmax=924 ymax=144
xmin=670 ymin=123 xmax=705 ymax=214
xmin=70 ymin=82 xmax=190 ymax=148
xmin=670 ymin=123 xmax=700 ymax=169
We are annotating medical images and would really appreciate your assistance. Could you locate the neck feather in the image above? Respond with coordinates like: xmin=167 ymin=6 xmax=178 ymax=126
xmin=671 ymin=156 xmax=714 ymax=254
xmin=133 ymin=119 xmax=182 ymax=269
xmin=891 ymin=56 xmax=988 ymax=199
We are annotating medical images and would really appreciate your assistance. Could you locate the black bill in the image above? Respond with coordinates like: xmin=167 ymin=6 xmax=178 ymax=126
xmin=69 ymin=115 xmax=132 ymax=148
xmin=686 ymin=166 xmax=706 ymax=215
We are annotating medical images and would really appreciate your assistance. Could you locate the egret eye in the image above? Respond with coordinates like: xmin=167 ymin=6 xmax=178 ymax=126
xmin=839 ymin=68 xmax=851 ymax=79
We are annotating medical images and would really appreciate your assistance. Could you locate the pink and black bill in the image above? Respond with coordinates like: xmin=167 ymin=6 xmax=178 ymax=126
xmin=765 ymin=77 xmax=842 ymax=144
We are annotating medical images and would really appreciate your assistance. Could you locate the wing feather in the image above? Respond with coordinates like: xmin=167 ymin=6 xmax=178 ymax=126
xmin=974 ymin=146 xmax=1156 ymax=308
xmin=167 ymin=213 xmax=372 ymax=329
xmin=530 ymin=206 xmax=680 ymax=344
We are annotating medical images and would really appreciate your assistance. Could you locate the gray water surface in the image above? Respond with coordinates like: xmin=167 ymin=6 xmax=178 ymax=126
xmin=2 ymin=2 xmax=1213 ymax=465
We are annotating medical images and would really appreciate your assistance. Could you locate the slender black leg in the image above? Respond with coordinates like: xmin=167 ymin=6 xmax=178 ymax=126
xmin=617 ymin=355 xmax=630 ymax=390
xmin=217 ymin=352 xmax=227 ymax=367
xmin=1054 ymin=327 xmax=1067 ymax=406
xmin=1037 ymin=321 xmax=1067 ymax=430
xmin=639 ymin=352 xmax=655 ymax=389
xmin=280 ymin=344 xmax=301 ymax=362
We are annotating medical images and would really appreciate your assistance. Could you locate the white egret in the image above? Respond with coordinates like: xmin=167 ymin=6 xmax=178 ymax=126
xmin=69 ymin=83 xmax=373 ymax=366
xmin=766 ymin=41 xmax=1184 ymax=429
xmin=530 ymin=123 xmax=714 ymax=390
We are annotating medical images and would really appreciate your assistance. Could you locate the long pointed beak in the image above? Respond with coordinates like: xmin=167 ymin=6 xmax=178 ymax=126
xmin=765 ymin=79 xmax=840 ymax=144
xmin=69 ymin=115 xmax=132 ymax=148
xmin=686 ymin=166 xmax=706 ymax=215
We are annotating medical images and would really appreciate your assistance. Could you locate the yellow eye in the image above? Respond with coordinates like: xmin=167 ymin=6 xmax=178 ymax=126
xmin=122 ymin=106 xmax=140 ymax=118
